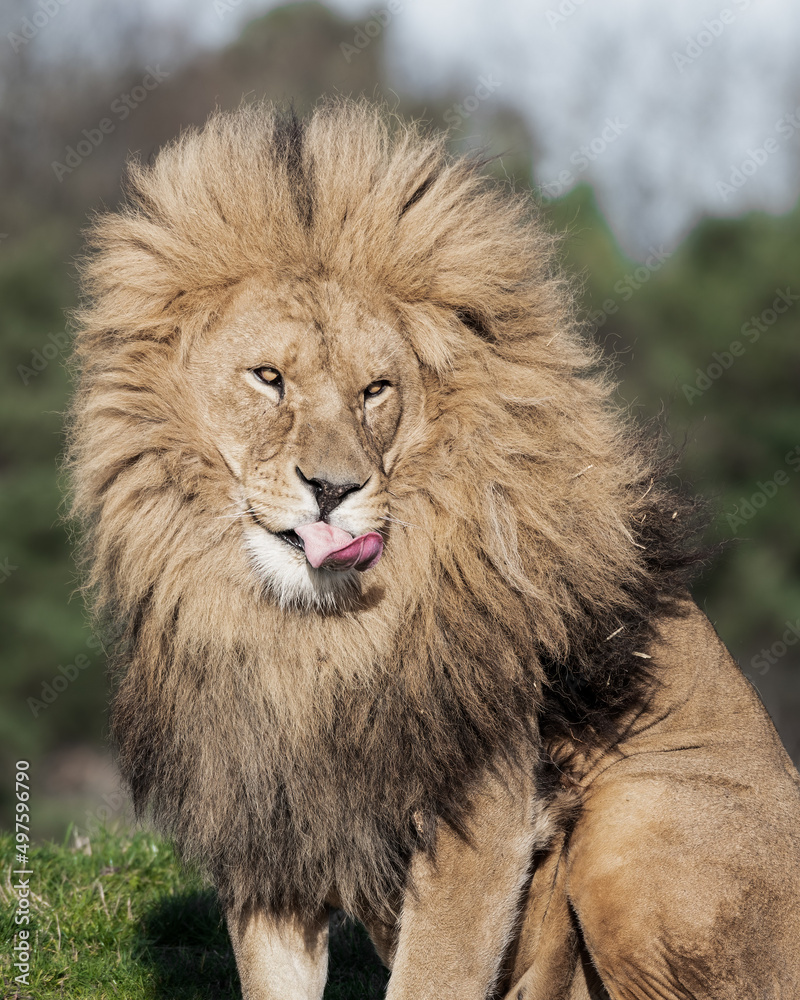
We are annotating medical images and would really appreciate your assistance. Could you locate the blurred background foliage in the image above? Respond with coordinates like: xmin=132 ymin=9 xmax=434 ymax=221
xmin=0 ymin=0 xmax=798 ymax=839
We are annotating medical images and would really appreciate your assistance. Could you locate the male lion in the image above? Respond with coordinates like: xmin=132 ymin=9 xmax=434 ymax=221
xmin=69 ymin=100 xmax=800 ymax=999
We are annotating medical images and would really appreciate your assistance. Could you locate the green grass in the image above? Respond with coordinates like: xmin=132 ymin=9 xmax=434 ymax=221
xmin=0 ymin=829 xmax=388 ymax=999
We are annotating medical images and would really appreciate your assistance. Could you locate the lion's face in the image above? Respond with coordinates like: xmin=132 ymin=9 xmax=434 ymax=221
xmin=189 ymin=278 xmax=425 ymax=608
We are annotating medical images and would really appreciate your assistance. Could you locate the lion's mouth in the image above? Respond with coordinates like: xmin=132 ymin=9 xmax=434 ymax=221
xmin=246 ymin=505 xmax=384 ymax=572
xmin=276 ymin=529 xmax=305 ymax=553
xmin=275 ymin=522 xmax=383 ymax=572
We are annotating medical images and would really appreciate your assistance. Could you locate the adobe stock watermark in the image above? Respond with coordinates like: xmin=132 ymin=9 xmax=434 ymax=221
xmin=340 ymin=2 xmax=402 ymax=62
xmin=12 ymin=761 xmax=33 ymax=989
xmin=443 ymin=74 xmax=502 ymax=128
xmin=682 ymin=287 xmax=799 ymax=403
xmin=587 ymin=245 xmax=673 ymax=329
xmin=213 ymin=0 xmax=245 ymax=17
xmin=7 ymin=0 xmax=71 ymax=53
xmin=725 ymin=445 xmax=800 ymax=534
xmin=672 ymin=0 xmax=752 ymax=74
xmin=51 ymin=65 xmax=170 ymax=182
xmin=17 ymin=329 xmax=71 ymax=384
xmin=28 ymin=634 xmax=105 ymax=718
xmin=539 ymin=117 xmax=628 ymax=198
xmin=545 ymin=0 xmax=590 ymax=31
xmin=716 ymin=103 xmax=800 ymax=202
xmin=0 ymin=557 xmax=18 ymax=582
xmin=83 ymin=787 xmax=128 ymax=839
xmin=750 ymin=619 xmax=800 ymax=677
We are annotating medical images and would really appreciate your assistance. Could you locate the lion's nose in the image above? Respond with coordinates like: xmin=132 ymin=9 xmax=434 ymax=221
xmin=295 ymin=467 xmax=366 ymax=520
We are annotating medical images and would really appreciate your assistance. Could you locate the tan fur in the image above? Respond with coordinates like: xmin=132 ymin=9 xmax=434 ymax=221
xmin=500 ymin=603 xmax=800 ymax=999
xmin=384 ymin=758 xmax=547 ymax=1000
xmin=68 ymin=100 xmax=800 ymax=998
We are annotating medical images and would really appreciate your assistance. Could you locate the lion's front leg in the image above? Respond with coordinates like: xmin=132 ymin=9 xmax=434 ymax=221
xmin=385 ymin=760 xmax=548 ymax=1000
xmin=225 ymin=904 xmax=329 ymax=1000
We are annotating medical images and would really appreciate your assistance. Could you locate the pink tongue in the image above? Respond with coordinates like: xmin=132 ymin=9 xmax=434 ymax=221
xmin=294 ymin=522 xmax=383 ymax=572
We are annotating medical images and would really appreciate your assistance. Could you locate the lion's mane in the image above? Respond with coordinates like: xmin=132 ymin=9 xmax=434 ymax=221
xmin=69 ymin=100 xmax=704 ymax=920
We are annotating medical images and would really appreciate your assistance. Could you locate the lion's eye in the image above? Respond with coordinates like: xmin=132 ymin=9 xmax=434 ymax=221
xmin=251 ymin=367 xmax=284 ymax=396
xmin=364 ymin=380 xmax=390 ymax=400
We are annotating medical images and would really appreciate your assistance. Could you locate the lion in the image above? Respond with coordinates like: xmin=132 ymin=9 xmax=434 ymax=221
xmin=69 ymin=100 xmax=800 ymax=999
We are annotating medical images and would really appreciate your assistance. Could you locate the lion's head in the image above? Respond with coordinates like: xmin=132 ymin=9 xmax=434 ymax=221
xmin=188 ymin=275 xmax=425 ymax=609
xmin=68 ymin=100 xmax=703 ymax=917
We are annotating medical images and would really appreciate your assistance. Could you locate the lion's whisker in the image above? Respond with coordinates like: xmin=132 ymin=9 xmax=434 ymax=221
xmin=380 ymin=515 xmax=421 ymax=531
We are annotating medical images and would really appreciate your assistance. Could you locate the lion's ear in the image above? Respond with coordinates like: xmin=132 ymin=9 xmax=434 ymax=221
xmin=395 ymin=302 xmax=466 ymax=375
xmin=77 ymin=218 xmax=183 ymax=341
xmin=77 ymin=211 xmax=234 ymax=346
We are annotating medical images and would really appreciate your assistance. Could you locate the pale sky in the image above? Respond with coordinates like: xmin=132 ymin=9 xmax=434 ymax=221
xmin=378 ymin=0 xmax=800 ymax=255
xmin=7 ymin=0 xmax=800 ymax=257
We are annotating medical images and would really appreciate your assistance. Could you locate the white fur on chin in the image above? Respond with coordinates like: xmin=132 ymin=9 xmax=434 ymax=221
xmin=242 ymin=523 xmax=360 ymax=610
